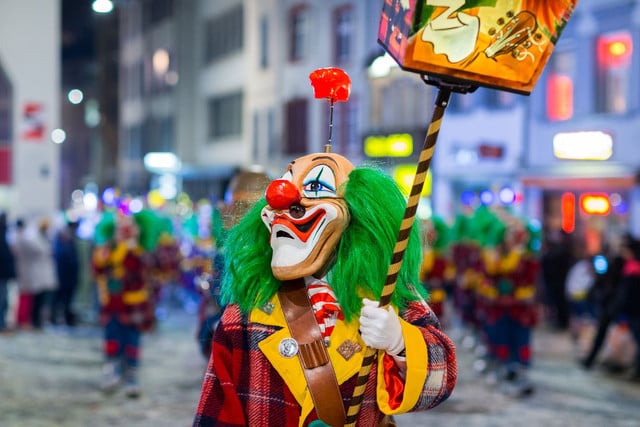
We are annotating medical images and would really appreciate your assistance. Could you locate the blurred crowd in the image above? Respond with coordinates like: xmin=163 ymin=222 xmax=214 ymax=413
xmin=1 ymin=188 xmax=639 ymax=398
xmin=418 ymin=206 xmax=640 ymax=395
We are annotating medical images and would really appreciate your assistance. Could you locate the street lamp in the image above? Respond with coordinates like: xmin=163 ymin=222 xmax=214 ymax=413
xmin=92 ymin=0 xmax=114 ymax=14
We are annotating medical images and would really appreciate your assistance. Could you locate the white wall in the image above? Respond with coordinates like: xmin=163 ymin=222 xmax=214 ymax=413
xmin=0 ymin=0 xmax=61 ymax=220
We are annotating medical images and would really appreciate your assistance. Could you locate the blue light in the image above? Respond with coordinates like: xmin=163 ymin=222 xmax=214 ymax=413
xmin=614 ymin=200 xmax=629 ymax=215
xmin=593 ymin=255 xmax=608 ymax=275
xmin=479 ymin=190 xmax=494 ymax=206
xmin=102 ymin=187 xmax=117 ymax=207
xmin=460 ymin=190 xmax=475 ymax=206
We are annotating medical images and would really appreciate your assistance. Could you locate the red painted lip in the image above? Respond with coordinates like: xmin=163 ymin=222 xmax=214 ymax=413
xmin=271 ymin=209 xmax=325 ymax=243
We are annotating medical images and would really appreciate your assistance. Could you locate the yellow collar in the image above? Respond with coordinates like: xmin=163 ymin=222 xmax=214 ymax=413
xmin=251 ymin=295 xmax=366 ymax=425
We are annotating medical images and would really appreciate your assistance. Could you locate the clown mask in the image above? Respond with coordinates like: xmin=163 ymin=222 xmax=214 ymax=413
xmin=261 ymin=153 xmax=354 ymax=280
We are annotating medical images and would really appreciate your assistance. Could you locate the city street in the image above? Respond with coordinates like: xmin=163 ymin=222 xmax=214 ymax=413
xmin=1 ymin=307 xmax=640 ymax=427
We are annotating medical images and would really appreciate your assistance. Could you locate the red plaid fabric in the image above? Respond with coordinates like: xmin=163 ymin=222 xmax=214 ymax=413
xmin=193 ymin=299 xmax=456 ymax=426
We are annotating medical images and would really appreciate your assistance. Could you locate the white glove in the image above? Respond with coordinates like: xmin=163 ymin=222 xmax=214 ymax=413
xmin=359 ymin=298 xmax=405 ymax=356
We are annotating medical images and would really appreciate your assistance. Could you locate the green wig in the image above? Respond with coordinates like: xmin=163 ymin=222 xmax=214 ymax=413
xmin=221 ymin=167 xmax=425 ymax=322
xmin=94 ymin=210 xmax=116 ymax=245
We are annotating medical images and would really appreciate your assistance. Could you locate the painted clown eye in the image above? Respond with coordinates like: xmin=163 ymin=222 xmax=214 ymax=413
xmin=302 ymin=165 xmax=337 ymax=199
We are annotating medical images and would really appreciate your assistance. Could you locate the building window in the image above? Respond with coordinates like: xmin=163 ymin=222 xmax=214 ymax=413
xmin=267 ymin=108 xmax=276 ymax=158
xmin=252 ymin=111 xmax=259 ymax=161
xmin=157 ymin=116 xmax=174 ymax=152
xmin=289 ymin=5 xmax=308 ymax=62
xmin=150 ymin=48 xmax=176 ymax=94
xmin=323 ymin=97 xmax=359 ymax=157
xmin=0 ymin=63 xmax=12 ymax=144
xmin=124 ymin=61 xmax=144 ymax=100
xmin=596 ymin=31 xmax=632 ymax=114
xmin=142 ymin=0 xmax=174 ymax=30
xmin=204 ymin=5 xmax=244 ymax=64
xmin=486 ymin=88 xmax=516 ymax=110
xmin=260 ymin=15 xmax=269 ymax=69
xmin=333 ymin=6 xmax=353 ymax=64
xmin=121 ymin=1 xmax=142 ymax=39
xmin=0 ymin=62 xmax=12 ymax=185
xmin=125 ymin=124 xmax=143 ymax=160
xmin=285 ymin=98 xmax=308 ymax=154
xmin=381 ymin=77 xmax=431 ymax=128
xmin=208 ymin=92 xmax=243 ymax=139
xmin=546 ymin=49 xmax=575 ymax=121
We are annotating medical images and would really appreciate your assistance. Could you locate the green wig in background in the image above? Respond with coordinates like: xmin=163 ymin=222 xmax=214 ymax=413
xmin=221 ymin=166 xmax=426 ymax=322
xmin=94 ymin=210 xmax=116 ymax=245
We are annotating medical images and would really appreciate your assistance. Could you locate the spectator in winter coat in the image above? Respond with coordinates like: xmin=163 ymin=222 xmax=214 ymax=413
xmin=12 ymin=217 xmax=58 ymax=329
xmin=51 ymin=220 xmax=80 ymax=327
xmin=0 ymin=212 xmax=17 ymax=333
xmin=609 ymin=234 xmax=640 ymax=380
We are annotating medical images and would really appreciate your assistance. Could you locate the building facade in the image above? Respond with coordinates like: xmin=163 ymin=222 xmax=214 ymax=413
xmin=117 ymin=0 xmax=383 ymax=202
xmin=0 ymin=0 xmax=61 ymax=220
xmin=114 ymin=0 xmax=640 ymax=251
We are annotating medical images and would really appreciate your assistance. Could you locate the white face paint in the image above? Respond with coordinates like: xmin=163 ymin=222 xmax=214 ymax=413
xmin=261 ymin=203 xmax=339 ymax=267
xmin=261 ymin=153 xmax=354 ymax=280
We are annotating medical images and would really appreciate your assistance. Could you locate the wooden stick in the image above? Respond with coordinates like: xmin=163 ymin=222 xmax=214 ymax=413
xmin=344 ymin=85 xmax=453 ymax=426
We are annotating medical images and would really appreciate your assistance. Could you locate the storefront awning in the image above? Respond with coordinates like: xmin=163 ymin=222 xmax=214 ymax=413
xmin=519 ymin=163 xmax=637 ymax=190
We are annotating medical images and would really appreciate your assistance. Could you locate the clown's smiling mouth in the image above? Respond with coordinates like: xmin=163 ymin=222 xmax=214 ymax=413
xmin=274 ymin=209 xmax=324 ymax=241
xmin=276 ymin=230 xmax=293 ymax=239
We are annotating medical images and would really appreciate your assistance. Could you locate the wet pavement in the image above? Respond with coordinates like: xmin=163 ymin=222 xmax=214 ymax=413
xmin=1 ymin=308 xmax=640 ymax=427
xmin=0 ymin=309 xmax=205 ymax=427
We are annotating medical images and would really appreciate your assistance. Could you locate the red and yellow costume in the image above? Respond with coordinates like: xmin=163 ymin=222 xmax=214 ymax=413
xmin=194 ymin=152 xmax=456 ymax=426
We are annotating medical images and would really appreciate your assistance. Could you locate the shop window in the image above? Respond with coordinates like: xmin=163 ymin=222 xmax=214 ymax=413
xmin=596 ymin=31 xmax=632 ymax=114
xmin=289 ymin=5 xmax=309 ymax=62
xmin=546 ymin=49 xmax=575 ymax=121
xmin=207 ymin=91 xmax=243 ymax=140
xmin=333 ymin=6 xmax=353 ymax=65
xmin=285 ymin=98 xmax=308 ymax=154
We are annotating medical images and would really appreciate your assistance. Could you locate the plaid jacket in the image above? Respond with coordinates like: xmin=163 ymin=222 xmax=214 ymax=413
xmin=193 ymin=296 xmax=456 ymax=426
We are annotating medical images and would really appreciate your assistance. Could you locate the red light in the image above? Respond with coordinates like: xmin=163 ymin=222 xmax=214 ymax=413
xmin=561 ymin=192 xmax=575 ymax=233
xmin=546 ymin=74 xmax=574 ymax=121
xmin=580 ymin=194 xmax=610 ymax=215
xmin=597 ymin=32 xmax=633 ymax=68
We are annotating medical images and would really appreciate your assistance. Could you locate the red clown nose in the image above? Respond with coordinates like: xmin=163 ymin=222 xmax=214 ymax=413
xmin=265 ymin=179 xmax=301 ymax=210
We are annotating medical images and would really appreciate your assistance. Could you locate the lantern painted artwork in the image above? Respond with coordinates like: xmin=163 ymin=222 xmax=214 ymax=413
xmin=378 ymin=0 xmax=578 ymax=94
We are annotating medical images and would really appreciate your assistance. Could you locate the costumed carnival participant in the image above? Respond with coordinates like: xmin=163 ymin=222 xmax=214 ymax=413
xmin=419 ymin=215 xmax=455 ymax=324
xmin=150 ymin=215 xmax=183 ymax=309
xmin=450 ymin=210 xmax=483 ymax=343
xmin=475 ymin=208 xmax=540 ymax=396
xmin=193 ymin=68 xmax=457 ymax=427
xmin=92 ymin=209 xmax=158 ymax=398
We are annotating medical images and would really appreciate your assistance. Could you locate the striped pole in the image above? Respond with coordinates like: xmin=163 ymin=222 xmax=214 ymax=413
xmin=344 ymin=86 xmax=453 ymax=426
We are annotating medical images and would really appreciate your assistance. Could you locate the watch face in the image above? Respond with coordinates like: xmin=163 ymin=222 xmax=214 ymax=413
xmin=261 ymin=153 xmax=354 ymax=280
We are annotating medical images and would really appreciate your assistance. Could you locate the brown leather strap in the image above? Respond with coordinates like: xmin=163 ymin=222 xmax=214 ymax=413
xmin=278 ymin=279 xmax=346 ymax=427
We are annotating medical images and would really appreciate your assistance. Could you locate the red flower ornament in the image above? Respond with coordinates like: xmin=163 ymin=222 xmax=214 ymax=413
xmin=309 ymin=67 xmax=351 ymax=103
